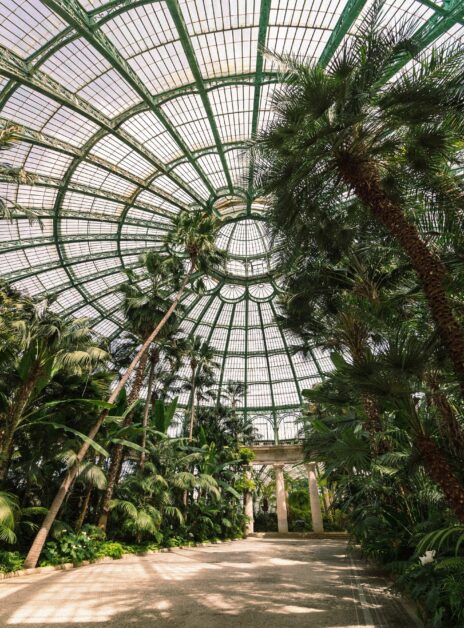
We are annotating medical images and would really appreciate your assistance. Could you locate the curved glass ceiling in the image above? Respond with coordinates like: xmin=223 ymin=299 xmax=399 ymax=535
xmin=0 ymin=0 xmax=463 ymax=417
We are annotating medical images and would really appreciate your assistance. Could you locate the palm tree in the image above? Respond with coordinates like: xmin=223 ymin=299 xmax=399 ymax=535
xmin=0 ymin=491 xmax=46 ymax=544
xmin=277 ymin=248 xmax=403 ymax=449
xmin=24 ymin=210 xmax=226 ymax=568
xmin=139 ymin=332 xmax=187 ymax=470
xmin=183 ymin=336 xmax=219 ymax=441
xmin=255 ymin=5 xmax=464 ymax=394
xmin=221 ymin=380 xmax=247 ymax=410
xmin=0 ymin=296 xmax=107 ymax=483
xmin=74 ymin=458 xmax=107 ymax=532
xmin=98 ymin=252 xmax=182 ymax=531
xmin=311 ymin=328 xmax=464 ymax=522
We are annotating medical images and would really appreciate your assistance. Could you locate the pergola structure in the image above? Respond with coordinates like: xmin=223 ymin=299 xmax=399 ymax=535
xmin=1 ymin=0 xmax=463 ymax=439
xmin=247 ymin=443 xmax=324 ymax=534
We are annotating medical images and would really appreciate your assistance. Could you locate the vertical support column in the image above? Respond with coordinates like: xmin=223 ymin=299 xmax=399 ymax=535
xmin=306 ymin=463 xmax=324 ymax=533
xmin=274 ymin=464 xmax=288 ymax=533
xmin=244 ymin=466 xmax=254 ymax=536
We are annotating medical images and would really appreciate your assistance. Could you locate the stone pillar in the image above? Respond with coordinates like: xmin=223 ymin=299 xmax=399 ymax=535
xmin=244 ymin=467 xmax=254 ymax=536
xmin=306 ymin=462 xmax=324 ymax=533
xmin=274 ymin=464 xmax=288 ymax=533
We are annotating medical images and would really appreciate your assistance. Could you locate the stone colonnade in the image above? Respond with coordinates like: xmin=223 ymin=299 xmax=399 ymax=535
xmin=246 ymin=445 xmax=324 ymax=535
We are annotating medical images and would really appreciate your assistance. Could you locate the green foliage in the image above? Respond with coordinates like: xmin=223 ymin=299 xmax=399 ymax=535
xmin=0 ymin=550 xmax=24 ymax=573
xmin=396 ymin=558 xmax=464 ymax=627
xmin=417 ymin=526 xmax=464 ymax=557
xmin=40 ymin=531 xmax=99 ymax=566
xmin=94 ymin=542 xmax=124 ymax=560
xmin=238 ymin=447 xmax=255 ymax=463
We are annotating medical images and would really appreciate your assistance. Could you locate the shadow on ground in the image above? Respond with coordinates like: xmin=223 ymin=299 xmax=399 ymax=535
xmin=0 ymin=538 xmax=420 ymax=627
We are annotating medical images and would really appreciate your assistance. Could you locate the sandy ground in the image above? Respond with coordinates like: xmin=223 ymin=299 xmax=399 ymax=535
xmin=0 ymin=537 xmax=420 ymax=627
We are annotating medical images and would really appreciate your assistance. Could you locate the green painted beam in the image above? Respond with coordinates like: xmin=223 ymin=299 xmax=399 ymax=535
xmin=0 ymin=79 xmax=18 ymax=108
xmin=246 ymin=0 xmax=272 ymax=214
xmin=0 ymin=47 xmax=203 ymax=206
xmin=270 ymin=301 xmax=302 ymax=403
xmin=257 ymin=302 xmax=277 ymax=421
xmin=0 ymin=234 xmax=156 ymax=255
xmin=384 ymin=0 xmax=464 ymax=80
xmin=0 ymin=170 xmax=178 ymax=223
xmin=166 ymin=0 xmax=234 ymax=194
xmin=318 ymin=0 xmax=368 ymax=67
xmin=6 ymin=120 xmax=187 ymax=214
xmin=40 ymin=0 xmax=215 ymax=198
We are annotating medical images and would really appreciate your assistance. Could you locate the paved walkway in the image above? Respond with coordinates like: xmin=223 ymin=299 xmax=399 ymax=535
xmin=0 ymin=538 xmax=419 ymax=627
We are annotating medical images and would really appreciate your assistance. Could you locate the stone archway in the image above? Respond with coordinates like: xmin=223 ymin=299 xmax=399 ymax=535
xmin=246 ymin=444 xmax=324 ymax=535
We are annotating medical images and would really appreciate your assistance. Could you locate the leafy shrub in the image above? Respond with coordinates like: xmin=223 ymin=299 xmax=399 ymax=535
xmin=81 ymin=524 xmax=106 ymax=542
xmin=40 ymin=531 xmax=99 ymax=566
xmin=238 ymin=447 xmax=255 ymax=463
xmin=396 ymin=557 xmax=464 ymax=628
xmin=95 ymin=542 xmax=124 ymax=560
xmin=165 ymin=536 xmax=184 ymax=548
xmin=0 ymin=550 xmax=24 ymax=573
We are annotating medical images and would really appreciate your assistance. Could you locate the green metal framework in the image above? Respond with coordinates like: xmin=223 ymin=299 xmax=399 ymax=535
xmin=0 ymin=0 xmax=463 ymax=434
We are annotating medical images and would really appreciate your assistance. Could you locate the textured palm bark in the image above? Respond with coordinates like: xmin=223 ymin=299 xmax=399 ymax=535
xmin=75 ymin=485 xmax=93 ymax=531
xmin=426 ymin=374 xmax=464 ymax=459
xmin=339 ymin=157 xmax=464 ymax=396
xmin=98 ymin=351 xmax=149 ymax=531
xmin=140 ymin=349 xmax=158 ymax=471
xmin=188 ymin=363 xmax=197 ymax=441
xmin=416 ymin=434 xmax=464 ymax=523
xmin=361 ymin=394 xmax=383 ymax=435
xmin=348 ymin=328 xmax=385 ymax=451
xmin=0 ymin=366 xmax=40 ymax=483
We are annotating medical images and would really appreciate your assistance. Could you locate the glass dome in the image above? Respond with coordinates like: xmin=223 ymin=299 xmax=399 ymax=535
xmin=0 ymin=0 xmax=462 ymax=428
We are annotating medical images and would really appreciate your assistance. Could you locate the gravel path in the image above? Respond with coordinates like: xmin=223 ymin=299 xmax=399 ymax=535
xmin=0 ymin=538 xmax=420 ymax=627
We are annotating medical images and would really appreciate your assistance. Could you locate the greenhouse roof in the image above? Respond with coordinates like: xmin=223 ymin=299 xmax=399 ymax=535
xmin=0 ymin=0 xmax=463 ymax=417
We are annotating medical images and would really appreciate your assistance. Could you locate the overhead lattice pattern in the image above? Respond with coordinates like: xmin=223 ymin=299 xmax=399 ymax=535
xmin=1 ymin=0 xmax=463 ymax=423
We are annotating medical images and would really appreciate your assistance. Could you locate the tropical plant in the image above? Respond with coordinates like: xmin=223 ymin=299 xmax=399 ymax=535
xmin=255 ymin=3 xmax=464 ymax=394
xmin=0 ymin=491 xmax=46 ymax=544
xmin=0 ymin=292 xmax=107 ymax=482
xmin=182 ymin=336 xmax=219 ymax=441
xmin=24 ymin=211 xmax=226 ymax=567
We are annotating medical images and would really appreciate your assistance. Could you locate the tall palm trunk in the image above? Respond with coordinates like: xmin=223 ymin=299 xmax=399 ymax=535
xmin=98 ymin=352 xmax=149 ymax=531
xmin=347 ymin=325 xmax=384 ymax=451
xmin=75 ymin=485 xmax=93 ymax=532
xmin=339 ymin=157 xmax=464 ymax=396
xmin=425 ymin=373 xmax=464 ymax=459
xmin=23 ymin=267 xmax=193 ymax=569
xmin=188 ymin=364 xmax=197 ymax=441
xmin=360 ymin=394 xmax=389 ymax=455
xmin=140 ymin=349 xmax=158 ymax=471
xmin=416 ymin=433 xmax=464 ymax=523
xmin=0 ymin=365 xmax=41 ymax=483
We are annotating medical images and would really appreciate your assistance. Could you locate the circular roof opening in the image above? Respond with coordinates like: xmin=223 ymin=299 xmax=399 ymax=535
xmin=216 ymin=217 xmax=278 ymax=280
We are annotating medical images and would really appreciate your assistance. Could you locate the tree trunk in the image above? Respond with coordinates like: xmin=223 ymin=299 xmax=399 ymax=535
xmin=75 ymin=485 xmax=93 ymax=532
xmin=426 ymin=373 xmax=464 ymax=459
xmin=188 ymin=365 xmax=197 ymax=441
xmin=0 ymin=366 xmax=40 ymax=483
xmin=140 ymin=349 xmax=158 ymax=471
xmin=361 ymin=394 xmax=387 ymax=454
xmin=416 ymin=433 xmax=464 ymax=523
xmin=339 ymin=157 xmax=464 ymax=396
xmin=98 ymin=351 xmax=149 ymax=531
xmin=23 ymin=267 xmax=193 ymax=569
